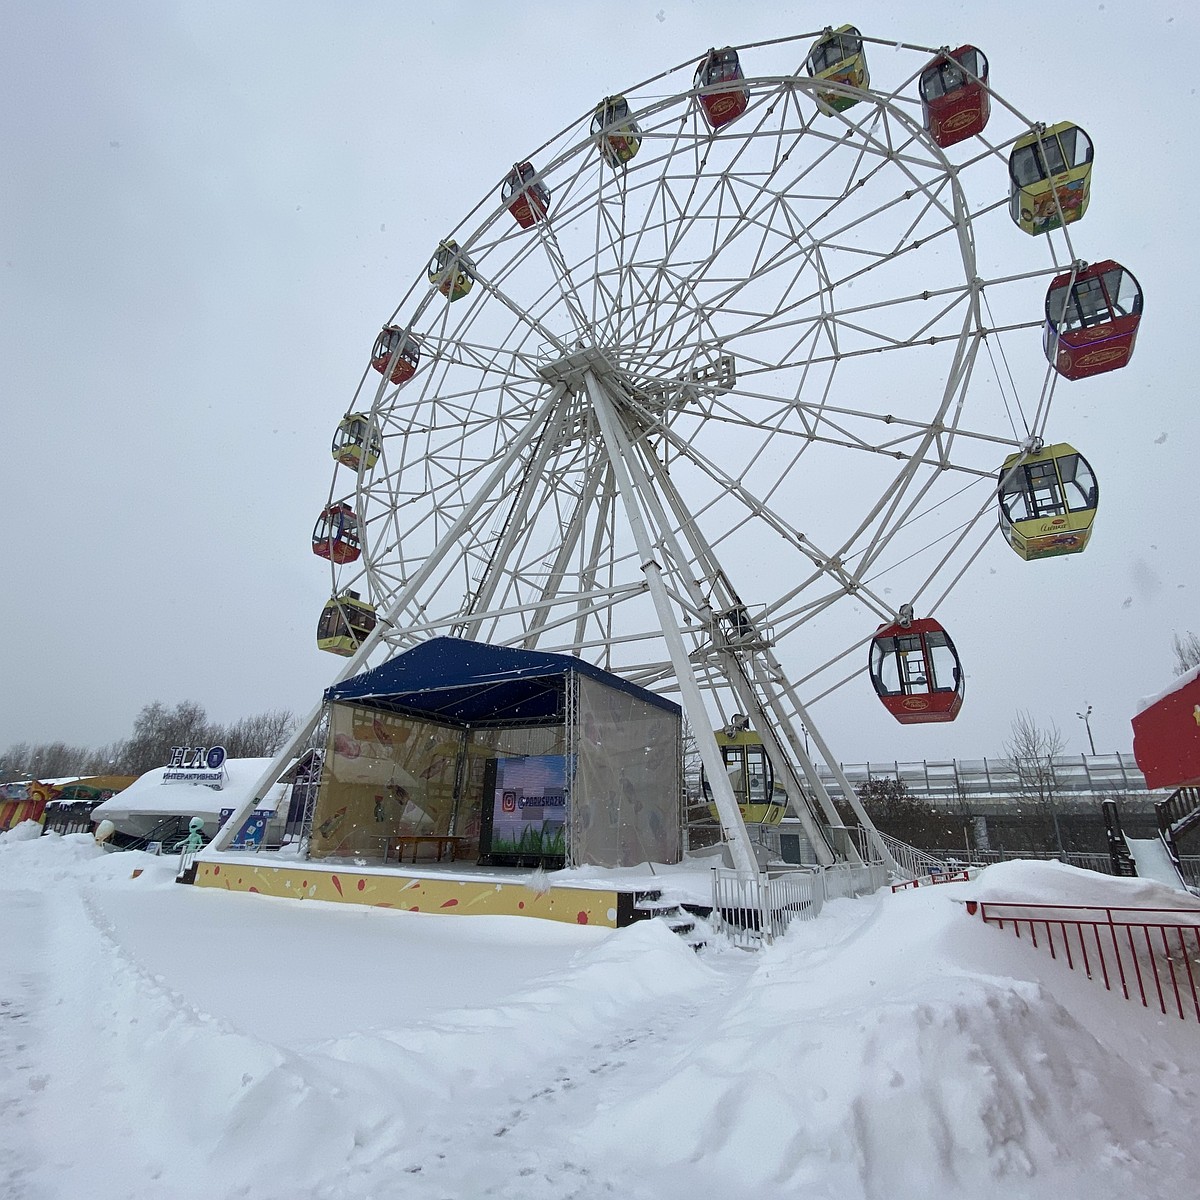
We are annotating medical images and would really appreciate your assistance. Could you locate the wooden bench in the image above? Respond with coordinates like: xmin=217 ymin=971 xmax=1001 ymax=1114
xmin=387 ymin=835 xmax=468 ymax=864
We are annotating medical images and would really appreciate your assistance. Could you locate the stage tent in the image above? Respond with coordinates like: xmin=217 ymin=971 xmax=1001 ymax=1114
xmin=308 ymin=637 xmax=682 ymax=869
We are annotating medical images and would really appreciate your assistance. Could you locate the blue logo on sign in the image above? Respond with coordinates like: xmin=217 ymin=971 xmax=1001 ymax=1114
xmin=206 ymin=746 xmax=227 ymax=769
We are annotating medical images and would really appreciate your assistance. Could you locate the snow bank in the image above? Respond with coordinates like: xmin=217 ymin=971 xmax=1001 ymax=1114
xmin=573 ymin=874 xmax=1197 ymax=1199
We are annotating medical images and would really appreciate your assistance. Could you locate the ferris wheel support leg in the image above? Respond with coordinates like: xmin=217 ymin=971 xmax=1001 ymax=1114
xmin=207 ymin=383 xmax=569 ymax=856
xmin=627 ymin=435 xmax=837 ymax=866
xmin=584 ymin=370 xmax=758 ymax=880
xmin=522 ymin=453 xmax=607 ymax=650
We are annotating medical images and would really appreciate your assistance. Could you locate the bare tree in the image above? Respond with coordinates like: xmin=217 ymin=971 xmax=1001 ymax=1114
xmin=1172 ymin=631 xmax=1200 ymax=675
xmin=222 ymin=709 xmax=297 ymax=758
xmin=120 ymin=700 xmax=219 ymax=775
xmin=1002 ymin=710 xmax=1067 ymax=855
xmin=0 ymin=743 xmax=33 ymax=783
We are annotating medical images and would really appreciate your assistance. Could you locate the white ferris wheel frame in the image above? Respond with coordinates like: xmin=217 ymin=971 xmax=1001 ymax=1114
xmin=214 ymin=36 xmax=1084 ymax=876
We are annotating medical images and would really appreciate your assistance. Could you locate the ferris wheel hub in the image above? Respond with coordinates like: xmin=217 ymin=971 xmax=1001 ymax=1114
xmin=536 ymin=342 xmax=617 ymax=390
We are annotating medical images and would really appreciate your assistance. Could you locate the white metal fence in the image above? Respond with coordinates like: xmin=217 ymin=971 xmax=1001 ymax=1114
xmin=712 ymin=861 xmax=889 ymax=947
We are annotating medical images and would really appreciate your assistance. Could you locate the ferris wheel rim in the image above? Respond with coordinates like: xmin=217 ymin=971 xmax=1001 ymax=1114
xmin=317 ymin=37 xmax=1065 ymax=725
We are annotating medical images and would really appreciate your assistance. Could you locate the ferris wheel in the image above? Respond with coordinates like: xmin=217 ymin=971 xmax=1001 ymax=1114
xmin=302 ymin=29 xmax=1141 ymax=873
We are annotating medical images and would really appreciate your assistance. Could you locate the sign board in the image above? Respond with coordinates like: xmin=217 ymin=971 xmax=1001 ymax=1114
xmin=218 ymin=808 xmax=272 ymax=849
xmin=481 ymin=754 xmax=567 ymax=864
xmin=163 ymin=745 xmax=227 ymax=789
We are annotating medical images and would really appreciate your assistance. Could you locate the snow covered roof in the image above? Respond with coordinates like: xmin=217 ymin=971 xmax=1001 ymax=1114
xmin=91 ymin=758 xmax=290 ymax=822
xmin=1136 ymin=662 xmax=1200 ymax=715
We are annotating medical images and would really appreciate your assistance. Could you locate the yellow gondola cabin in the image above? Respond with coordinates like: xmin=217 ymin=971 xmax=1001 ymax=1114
xmin=805 ymin=25 xmax=869 ymax=115
xmin=701 ymin=723 xmax=787 ymax=825
xmin=331 ymin=413 xmax=381 ymax=472
xmin=428 ymin=240 xmax=474 ymax=302
xmin=317 ymin=591 xmax=377 ymax=656
xmin=1009 ymin=122 xmax=1093 ymax=235
xmin=591 ymin=96 xmax=641 ymax=168
xmin=998 ymin=442 xmax=1098 ymax=560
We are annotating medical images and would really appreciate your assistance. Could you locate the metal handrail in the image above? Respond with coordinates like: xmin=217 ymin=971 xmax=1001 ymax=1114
xmin=967 ymin=899 xmax=1200 ymax=1023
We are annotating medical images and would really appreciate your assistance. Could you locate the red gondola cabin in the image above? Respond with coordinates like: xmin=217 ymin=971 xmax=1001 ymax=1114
xmin=919 ymin=46 xmax=989 ymax=148
xmin=694 ymin=47 xmax=749 ymax=130
xmin=501 ymin=162 xmax=550 ymax=229
xmin=370 ymin=326 xmax=420 ymax=386
xmin=1043 ymin=260 xmax=1142 ymax=381
xmin=869 ymin=616 xmax=964 ymax=724
xmin=312 ymin=503 xmax=361 ymax=564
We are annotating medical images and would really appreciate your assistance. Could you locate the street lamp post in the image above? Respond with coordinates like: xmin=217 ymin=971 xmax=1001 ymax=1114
xmin=1076 ymin=705 xmax=1096 ymax=755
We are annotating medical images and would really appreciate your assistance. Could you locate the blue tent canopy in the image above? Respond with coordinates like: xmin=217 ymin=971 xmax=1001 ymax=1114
xmin=324 ymin=637 xmax=680 ymax=726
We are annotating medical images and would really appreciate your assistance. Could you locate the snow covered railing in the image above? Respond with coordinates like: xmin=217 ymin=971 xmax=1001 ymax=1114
xmin=967 ymin=900 xmax=1200 ymax=1024
xmin=711 ymin=862 xmax=889 ymax=947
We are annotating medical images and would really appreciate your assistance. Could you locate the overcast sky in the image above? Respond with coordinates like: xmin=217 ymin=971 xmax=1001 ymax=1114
xmin=3 ymin=0 xmax=1196 ymax=766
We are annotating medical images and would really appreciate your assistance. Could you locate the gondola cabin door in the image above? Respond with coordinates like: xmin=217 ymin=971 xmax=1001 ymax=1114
xmin=870 ymin=617 xmax=964 ymax=724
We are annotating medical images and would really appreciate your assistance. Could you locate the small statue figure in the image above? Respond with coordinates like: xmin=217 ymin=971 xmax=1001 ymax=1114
xmin=175 ymin=816 xmax=206 ymax=853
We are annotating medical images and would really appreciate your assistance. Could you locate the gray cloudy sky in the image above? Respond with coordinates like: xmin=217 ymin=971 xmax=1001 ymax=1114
xmin=3 ymin=0 xmax=1196 ymax=764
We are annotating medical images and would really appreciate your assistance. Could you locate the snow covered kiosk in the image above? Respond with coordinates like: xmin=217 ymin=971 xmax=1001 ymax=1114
xmin=1131 ymin=665 xmax=1200 ymax=884
xmin=1132 ymin=665 xmax=1200 ymax=790
xmin=307 ymin=637 xmax=682 ymax=870
xmin=90 ymin=755 xmax=297 ymax=848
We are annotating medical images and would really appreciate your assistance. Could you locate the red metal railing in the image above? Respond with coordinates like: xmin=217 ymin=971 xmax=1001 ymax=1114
xmin=966 ymin=900 xmax=1200 ymax=1023
xmin=891 ymin=868 xmax=972 ymax=892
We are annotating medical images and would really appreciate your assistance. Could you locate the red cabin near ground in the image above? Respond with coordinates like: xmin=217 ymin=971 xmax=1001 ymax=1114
xmin=869 ymin=617 xmax=964 ymax=724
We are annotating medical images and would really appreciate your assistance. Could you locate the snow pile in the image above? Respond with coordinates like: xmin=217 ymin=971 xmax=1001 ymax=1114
xmin=1 ymin=836 xmax=1196 ymax=1199
xmin=969 ymin=856 xmax=1200 ymax=909
xmin=581 ymin=883 xmax=1192 ymax=1198
xmin=0 ymin=818 xmax=46 ymax=844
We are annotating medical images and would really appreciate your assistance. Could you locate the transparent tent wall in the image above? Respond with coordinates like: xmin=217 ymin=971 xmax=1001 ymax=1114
xmin=570 ymin=673 xmax=681 ymax=868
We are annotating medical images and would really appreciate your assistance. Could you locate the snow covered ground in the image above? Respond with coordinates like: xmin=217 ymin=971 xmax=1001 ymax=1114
xmin=1 ymin=826 xmax=1197 ymax=1200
